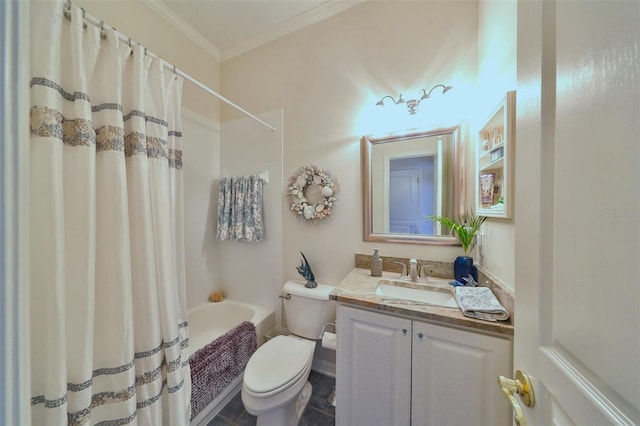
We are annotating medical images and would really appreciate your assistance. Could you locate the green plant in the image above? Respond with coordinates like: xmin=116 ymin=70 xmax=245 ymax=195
xmin=429 ymin=211 xmax=487 ymax=255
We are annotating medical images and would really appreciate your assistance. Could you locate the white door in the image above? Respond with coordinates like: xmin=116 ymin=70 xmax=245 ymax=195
xmin=389 ymin=167 xmax=421 ymax=234
xmin=513 ymin=1 xmax=639 ymax=424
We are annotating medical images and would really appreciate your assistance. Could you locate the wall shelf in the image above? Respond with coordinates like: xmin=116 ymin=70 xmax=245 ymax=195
xmin=476 ymin=91 xmax=516 ymax=218
xmin=480 ymin=157 xmax=504 ymax=172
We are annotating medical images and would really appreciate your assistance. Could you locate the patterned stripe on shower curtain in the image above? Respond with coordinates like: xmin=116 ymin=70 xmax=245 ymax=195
xmin=29 ymin=1 xmax=190 ymax=425
xmin=216 ymin=176 xmax=265 ymax=242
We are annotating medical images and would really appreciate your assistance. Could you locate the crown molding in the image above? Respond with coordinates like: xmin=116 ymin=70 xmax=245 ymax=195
xmin=142 ymin=0 xmax=221 ymax=62
xmin=220 ymin=0 xmax=365 ymax=62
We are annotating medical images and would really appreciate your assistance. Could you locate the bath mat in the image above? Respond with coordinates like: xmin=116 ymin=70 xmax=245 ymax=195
xmin=189 ymin=321 xmax=257 ymax=418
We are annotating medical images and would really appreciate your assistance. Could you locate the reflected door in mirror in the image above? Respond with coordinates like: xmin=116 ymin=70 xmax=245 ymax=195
xmin=389 ymin=156 xmax=436 ymax=234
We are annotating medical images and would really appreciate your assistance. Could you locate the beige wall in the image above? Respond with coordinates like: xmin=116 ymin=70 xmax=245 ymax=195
xmin=76 ymin=0 xmax=517 ymax=303
xmin=477 ymin=0 xmax=517 ymax=289
xmin=76 ymin=0 xmax=221 ymax=116
xmin=221 ymin=1 xmax=480 ymax=287
xmin=77 ymin=1 xmax=224 ymax=307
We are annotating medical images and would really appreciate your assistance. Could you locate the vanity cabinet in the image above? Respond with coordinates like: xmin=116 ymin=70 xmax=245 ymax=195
xmin=336 ymin=304 xmax=512 ymax=426
xmin=476 ymin=91 xmax=516 ymax=218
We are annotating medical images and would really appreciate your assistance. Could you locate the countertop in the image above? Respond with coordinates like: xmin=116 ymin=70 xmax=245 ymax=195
xmin=331 ymin=268 xmax=514 ymax=337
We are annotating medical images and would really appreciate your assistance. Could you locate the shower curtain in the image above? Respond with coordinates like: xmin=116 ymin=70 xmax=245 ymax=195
xmin=29 ymin=1 xmax=190 ymax=425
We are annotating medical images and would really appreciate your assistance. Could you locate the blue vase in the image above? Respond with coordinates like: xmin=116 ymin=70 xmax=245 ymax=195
xmin=454 ymin=256 xmax=478 ymax=284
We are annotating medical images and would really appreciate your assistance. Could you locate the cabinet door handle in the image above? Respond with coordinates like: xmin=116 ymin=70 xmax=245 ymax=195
xmin=416 ymin=332 xmax=424 ymax=340
xmin=401 ymin=328 xmax=408 ymax=336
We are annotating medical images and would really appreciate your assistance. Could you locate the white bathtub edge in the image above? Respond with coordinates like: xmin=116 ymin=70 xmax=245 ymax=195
xmin=189 ymin=373 xmax=243 ymax=426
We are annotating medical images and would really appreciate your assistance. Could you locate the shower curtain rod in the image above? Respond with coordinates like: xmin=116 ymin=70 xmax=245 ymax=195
xmin=64 ymin=2 xmax=277 ymax=132
xmin=174 ymin=69 xmax=276 ymax=132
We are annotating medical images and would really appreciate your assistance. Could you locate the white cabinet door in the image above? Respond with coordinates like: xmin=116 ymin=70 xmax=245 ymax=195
xmin=411 ymin=321 xmax=512 ymax=426
xmin=336 ymin=305 xmax=412 ymax=426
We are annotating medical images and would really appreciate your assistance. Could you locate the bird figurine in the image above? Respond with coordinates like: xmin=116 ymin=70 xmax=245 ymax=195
xmin=296 ymin=252 xmax=317 ymax=288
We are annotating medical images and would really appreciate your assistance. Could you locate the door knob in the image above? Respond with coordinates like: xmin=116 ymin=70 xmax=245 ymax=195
xmin=498 ymin=370 xmax=535 ymax=426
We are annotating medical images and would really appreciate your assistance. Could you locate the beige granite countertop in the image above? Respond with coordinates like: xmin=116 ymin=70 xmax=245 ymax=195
xmin=332 ymin=268 xmax=514 ymax=337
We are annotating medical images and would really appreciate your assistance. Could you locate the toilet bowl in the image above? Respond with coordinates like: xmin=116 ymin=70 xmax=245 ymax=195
xmin=241 ymin=281 xmax=335 ymax=426
xmin=241 ymin=335 xmax=315 ymax=425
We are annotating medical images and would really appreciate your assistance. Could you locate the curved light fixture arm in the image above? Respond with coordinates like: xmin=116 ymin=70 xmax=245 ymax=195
xmin=376 ymin=83 xmax=452 ymax=115
xmin=376 ymin=95 xmax=399 ymax=106
xmin=427 ymin=84 xmax=453 ymax=97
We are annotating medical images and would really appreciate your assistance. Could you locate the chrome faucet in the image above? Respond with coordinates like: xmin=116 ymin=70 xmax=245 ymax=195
xmin=393 ymin=261 xmax=407 ymax=278
xmin=420 ymin=264 xmax=434 ymax=283
xmin=409 ymin=258 xmax=418 ymax=282
xmin=394 ymin=260 xmax=430 ymax=283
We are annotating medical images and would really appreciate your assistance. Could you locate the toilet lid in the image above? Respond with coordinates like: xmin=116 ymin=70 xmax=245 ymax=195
xmin=244 ymin=335 xmax=314 ymax=394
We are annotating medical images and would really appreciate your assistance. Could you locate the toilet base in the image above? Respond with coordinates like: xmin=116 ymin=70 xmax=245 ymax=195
xmin=256 ymin=381 xmax=312 ymax=426
xmin=295 ymin=381 xmax=313 ymax=421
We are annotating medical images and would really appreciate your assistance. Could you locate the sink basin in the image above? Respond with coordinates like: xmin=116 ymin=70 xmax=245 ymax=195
xmin=374 ymin=279 xmax=458 ymax=308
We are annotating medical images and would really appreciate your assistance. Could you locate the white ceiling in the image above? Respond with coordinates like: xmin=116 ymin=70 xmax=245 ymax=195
xmin=151 ymin=0 xmax=363 ymax=61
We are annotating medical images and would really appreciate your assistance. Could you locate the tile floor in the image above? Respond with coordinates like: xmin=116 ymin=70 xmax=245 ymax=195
xmin=207 ymin=371 xmax=335 ymax=426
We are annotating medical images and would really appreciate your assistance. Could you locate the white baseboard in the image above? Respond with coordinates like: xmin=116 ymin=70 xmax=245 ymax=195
xmin=312 ymin=359 xmax=336 ymax=378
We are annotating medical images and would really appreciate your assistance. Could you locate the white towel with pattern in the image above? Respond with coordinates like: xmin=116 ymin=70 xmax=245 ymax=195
xmin=454 ymin=286 xmax=510 ymax=322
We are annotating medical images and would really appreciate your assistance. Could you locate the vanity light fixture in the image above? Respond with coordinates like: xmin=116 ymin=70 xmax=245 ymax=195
xmin=376 ymin=84 xmax=453 ymax=115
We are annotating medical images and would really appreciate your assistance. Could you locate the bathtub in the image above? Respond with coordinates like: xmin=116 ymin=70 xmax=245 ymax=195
xmin=188 ymin=300 xmax=275 ymax=425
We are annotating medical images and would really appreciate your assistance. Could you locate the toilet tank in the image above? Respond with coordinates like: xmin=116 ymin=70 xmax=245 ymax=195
xmin=283 ymin=280 xmax=336 ymax=339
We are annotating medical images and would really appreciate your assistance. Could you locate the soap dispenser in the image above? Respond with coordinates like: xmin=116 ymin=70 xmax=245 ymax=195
xmin=371 ymin=248 xmax=382 ymax=277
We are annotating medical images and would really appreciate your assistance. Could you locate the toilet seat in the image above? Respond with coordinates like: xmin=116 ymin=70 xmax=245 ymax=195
xmin=243 ymin=335 xmax=315 ymax=398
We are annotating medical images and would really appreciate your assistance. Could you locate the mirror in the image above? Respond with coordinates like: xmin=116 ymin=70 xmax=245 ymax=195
xmin=362 ymin=126 xmax=465 ymax=244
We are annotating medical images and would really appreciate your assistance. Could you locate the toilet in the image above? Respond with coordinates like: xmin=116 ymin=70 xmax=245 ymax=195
xmin=241 ymin=280 xmax=335 ymax=426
